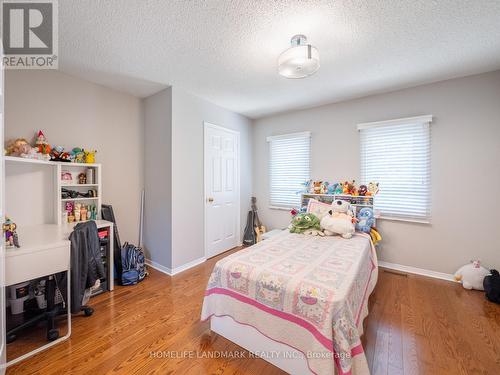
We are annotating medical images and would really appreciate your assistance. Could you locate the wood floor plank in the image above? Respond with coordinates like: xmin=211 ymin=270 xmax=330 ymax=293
xmin=6 ymin=252 xmax=500 ymax=375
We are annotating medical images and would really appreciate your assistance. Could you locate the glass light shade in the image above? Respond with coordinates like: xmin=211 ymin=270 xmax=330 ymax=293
xmin=278 ymin=44 xmax=320 ymax=79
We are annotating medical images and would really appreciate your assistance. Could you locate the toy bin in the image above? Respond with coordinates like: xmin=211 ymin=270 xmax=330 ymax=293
xmin=8 ymin=281 xmax=30 ymax=315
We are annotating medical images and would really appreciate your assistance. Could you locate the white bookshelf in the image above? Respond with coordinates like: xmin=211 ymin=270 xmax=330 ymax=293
xmin=5 ymin=156 xmax=102 ymax=225
xmin=56 ymin=162 xmax=102 ymax=225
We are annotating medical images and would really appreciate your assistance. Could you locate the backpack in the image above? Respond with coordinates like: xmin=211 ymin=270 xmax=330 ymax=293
xmin=483 ymin=269 xmax=500 ymax=304
xmin=121 ymin=242 xmax=147 ymax=286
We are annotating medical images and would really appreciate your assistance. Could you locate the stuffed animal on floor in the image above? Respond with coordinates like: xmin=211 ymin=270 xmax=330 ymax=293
xmin=320 ymin=200 xmax=355 ymax=239
xmin=356 ymin=207 xmax=375 ymax=233
xmin=454 ymin=260 xmax=490 ymax=290
xmin=483 ymin=269 xmax=500 ymax=304
xmin=289 ymin=213 xmax=324 ymax=236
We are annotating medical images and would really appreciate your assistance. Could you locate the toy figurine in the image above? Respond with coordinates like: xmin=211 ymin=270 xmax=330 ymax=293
xmin=342 ymin=180 xmax=356 ymax=195
xmin=71 ymin=148 xmax=85 ymax=163
xmin=327 ymin=183 xmax=338 ymax=195
xmin=80 ymin=205 xmax=88 ymax=221
xmin=3 ymin=217 xmax=20 ymax=248
xmin=35 ymin=130 xmax=51 ymax=155
xmin=367 ymin=182 xmax=379 ymax=196
xmin=78 ymin=172 xmax=87 ymax=184
xmin=74 ymin=203 xmax=81 ymax=222
xmin=334 ymin=183 xmax=343 ymax=194
xmin=358 ymin=185 xmax=368 ymax=196
xmin=84 ymin=150 xmax=97 ymax=164
xmin=65 ymin=201 xmax=74 ymax=214
xmin=61 ymin=171 xmax=73 ymax=184
xmin=312 ymin=181 xmax=323 ymax=194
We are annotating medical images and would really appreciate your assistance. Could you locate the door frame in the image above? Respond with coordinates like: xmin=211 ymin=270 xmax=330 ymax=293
xmin=203 ymin=122 xmax=241 ymax=259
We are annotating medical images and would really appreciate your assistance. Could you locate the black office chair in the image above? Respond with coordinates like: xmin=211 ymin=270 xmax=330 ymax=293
xmin=6 ymin=274 xmax=64 ymax=343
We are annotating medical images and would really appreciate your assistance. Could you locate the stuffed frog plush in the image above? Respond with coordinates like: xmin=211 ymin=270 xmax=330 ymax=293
xmin=289 ymin=213 xmax=324 ymax=236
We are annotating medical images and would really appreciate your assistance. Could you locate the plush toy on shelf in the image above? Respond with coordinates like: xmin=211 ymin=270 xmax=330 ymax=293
xmin=367 ymin=182 xmax=379 ymax=196
xmin=71 ymin=147 xmax=85 ymax=163
xmin=84 ymin=149 xmax=97 ymax=164
xmin=289 ymin=213 xmax=324 ymax=236
xmin=357 ymin=185 xmax=368 ymax=196
xmin=312 ymin=181 xmax=323 ymax=194
xmin=327 ymin=183 xmax=338 ymax=195
xmin=35 ymin=130 xmax=51 ymax=155
xmin=341 ymin=180 xmax=356 ymax=195
xmin=320 ymin=199 xmax=356 ymax=239
xmin=454 ymin=260 xmax=490 ymax=290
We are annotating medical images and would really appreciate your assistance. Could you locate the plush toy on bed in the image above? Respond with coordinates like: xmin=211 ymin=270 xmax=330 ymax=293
xmin=289 ymin=213 xmax=324 ymax=236
xmin=320 ymin=200 xmax=356 ymax=239
xmin=454 ymin=260 xmax=490 ymax=290
xmin=356 ymin=207 xmax=375 ymax=233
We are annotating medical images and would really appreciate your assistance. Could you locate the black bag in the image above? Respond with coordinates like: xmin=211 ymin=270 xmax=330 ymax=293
xmin=242 ymin=210 xmax=256 ymax=246
xmin=121 ymin=242 xmax=147 ymax=286
xmin=483 ymin=269 xmax=500 ymax=304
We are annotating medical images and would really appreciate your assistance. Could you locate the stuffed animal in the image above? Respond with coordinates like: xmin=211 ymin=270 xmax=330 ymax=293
xmin=367 ymin=182 xmax=379 ymax=196
xmin=312 ymin=181 xmax=323 ymax=194
xmin=6 ymin=138 xmax=29 ymax=156
xmin=35 ymin=130 xmax=51 ymax=155
xmin=320 ymin=200 xmax=355 ymax=239
xmin=327 ymin=183 xmax=338 ymax=195
xmin=342 ymin=180 xmax=356 ymax=195
xmin=71 ymin=147 xmax=85 ymax=163
xmin=289 ymin=213 xmax=324 ymax=236
xmin=357 ymin=185 xmax=368 ymax=196
xmin=454 ymin=260 xmax=490 ymax=290
xmin=334 ymin=183 xmax=343 ymax=194
xmin=84 ymin=149 xmax=97 ymax=164
xmin=356 ymin=207 xmax=375 ymax=233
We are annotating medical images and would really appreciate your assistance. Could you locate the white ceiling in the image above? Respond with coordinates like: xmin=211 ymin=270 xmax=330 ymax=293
xmin=59 ymin=0 xmax=500 ymax=119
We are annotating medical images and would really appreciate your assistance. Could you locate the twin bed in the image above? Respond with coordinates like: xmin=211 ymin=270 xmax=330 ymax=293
xmin=201 ymin=231 xmax=378 ymax=375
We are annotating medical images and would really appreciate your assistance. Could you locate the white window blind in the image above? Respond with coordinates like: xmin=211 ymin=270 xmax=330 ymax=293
xmin=268 ymin=132 xmax=311 ymax=209
xmin=358 ymin=115 xmax=432 ymax=222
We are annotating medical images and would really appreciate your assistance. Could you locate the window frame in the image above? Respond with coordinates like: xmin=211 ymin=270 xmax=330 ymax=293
xmin=267 ymin=131 xmax=311 ymax=210
xmin=358 ymin=115 xmax=432 ymax=224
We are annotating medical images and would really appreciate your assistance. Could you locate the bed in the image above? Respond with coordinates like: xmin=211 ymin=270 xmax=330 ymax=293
xmin=201 ymin=231 xmax=378 ymax=375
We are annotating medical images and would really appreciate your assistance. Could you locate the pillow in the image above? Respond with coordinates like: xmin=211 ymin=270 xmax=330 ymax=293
xmin=306 ymin=198 xmax=332 ymax=220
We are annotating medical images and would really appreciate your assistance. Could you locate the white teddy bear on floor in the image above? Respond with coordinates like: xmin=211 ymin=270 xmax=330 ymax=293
xmin=454 ymin=260 xmax=490 ymax=290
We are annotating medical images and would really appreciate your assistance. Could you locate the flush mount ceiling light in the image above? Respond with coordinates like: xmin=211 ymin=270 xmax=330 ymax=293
xmin=278 ymin=34 xmax=320 ymax=79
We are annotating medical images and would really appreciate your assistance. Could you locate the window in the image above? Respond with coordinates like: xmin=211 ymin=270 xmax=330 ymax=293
xmin=358 ymin=115 xmax=432 ymax=222
xmin=268 ymin=132 xmax=311 ymax=209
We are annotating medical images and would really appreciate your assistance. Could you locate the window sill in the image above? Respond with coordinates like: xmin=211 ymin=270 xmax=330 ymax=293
xmin=269 ymin=206 xmax=294 ymax=211
xmin=377 ymin=216 xmax=430 ymax=224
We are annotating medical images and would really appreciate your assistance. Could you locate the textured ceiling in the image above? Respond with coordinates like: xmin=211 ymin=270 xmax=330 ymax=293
xmin=59 ymin=0 xmax=500 ymax=118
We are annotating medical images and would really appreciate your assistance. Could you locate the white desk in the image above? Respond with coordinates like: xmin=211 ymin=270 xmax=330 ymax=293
xmin=4 ymin=219 xmax=115 ymax=366
xmin=5 ymin=224 xmax=71 ymax=367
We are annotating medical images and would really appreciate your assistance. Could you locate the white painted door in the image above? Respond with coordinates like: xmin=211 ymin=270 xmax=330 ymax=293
xmin=204 ymin=123 xmax=240 ymax=258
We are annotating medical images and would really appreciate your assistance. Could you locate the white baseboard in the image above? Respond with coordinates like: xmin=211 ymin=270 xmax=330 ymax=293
xmin=378 ymin=261 xmax=456 ymax=282
xmin=146 ymin=256 xmax=206 ymax=276
xmin=145 ymin=259 xmax=172 ymax=275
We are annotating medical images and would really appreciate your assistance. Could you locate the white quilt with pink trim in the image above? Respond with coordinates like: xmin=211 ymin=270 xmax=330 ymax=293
xmin=201 ymin=231 xmax=378 ymax=375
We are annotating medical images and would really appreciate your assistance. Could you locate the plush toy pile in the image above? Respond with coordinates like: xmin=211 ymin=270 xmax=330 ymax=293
xmin=300 ymin=179 xmax=379 ymax=197
xmin=5 ymin=130 xmax=97 ymax=164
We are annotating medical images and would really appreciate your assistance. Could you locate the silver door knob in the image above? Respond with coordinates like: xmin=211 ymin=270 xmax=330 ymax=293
xmin=207 ymin=197 xmax=214 ymax=203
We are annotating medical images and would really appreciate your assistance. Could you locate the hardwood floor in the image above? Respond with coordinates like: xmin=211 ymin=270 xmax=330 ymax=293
xmin=7 ymin=249 xmax=500 ymax=375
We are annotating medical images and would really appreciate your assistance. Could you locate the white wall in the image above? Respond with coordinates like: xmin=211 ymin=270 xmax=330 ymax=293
xmin=253 ymin=70 xmax=500 ymax=274
xmin=171 ymin=87 xmax=253 ymax=269
xmin=143 ymin=88 xmax=172 ymax=268
xmin=4 ymin=70 xmax=144 ymax=244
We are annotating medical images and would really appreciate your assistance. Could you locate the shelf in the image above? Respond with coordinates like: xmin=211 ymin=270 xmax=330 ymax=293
xmin=5 ymin=156 xmax=100 ymax=167
xmin=61 ymin=197 xmax=99 ymax=202
xmin=61 ymin=184 xmax=98 ymax=187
